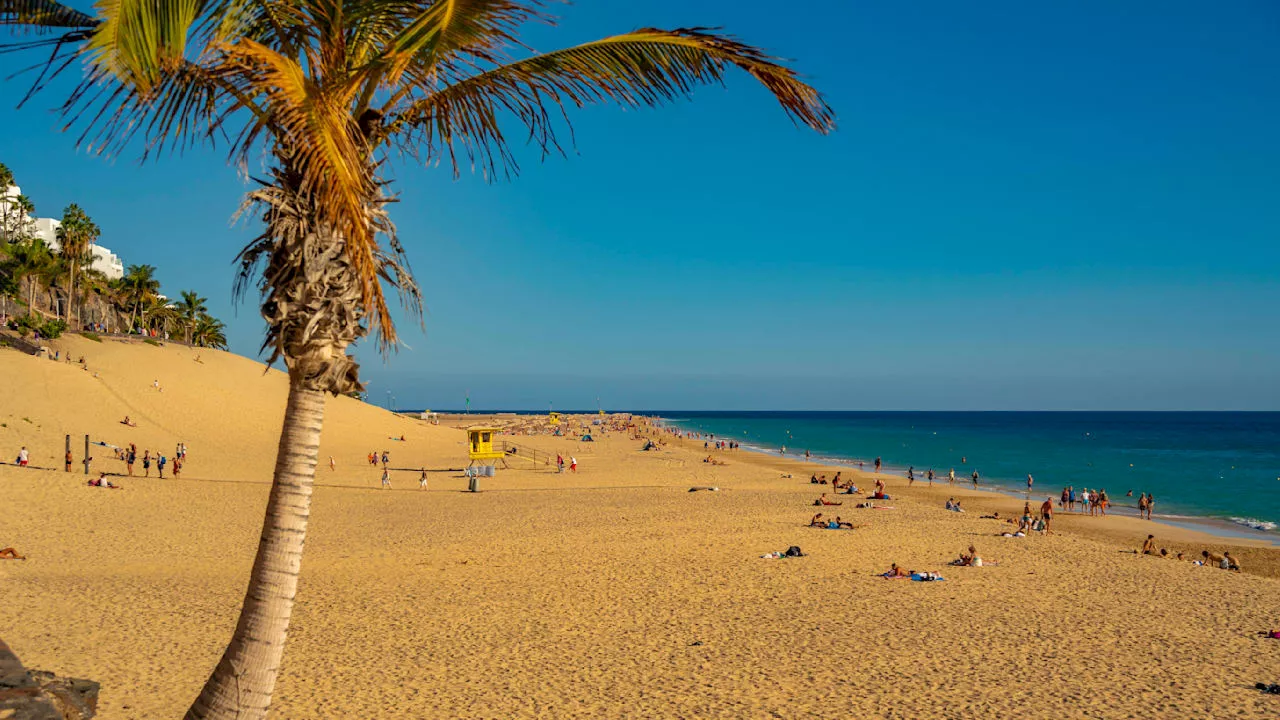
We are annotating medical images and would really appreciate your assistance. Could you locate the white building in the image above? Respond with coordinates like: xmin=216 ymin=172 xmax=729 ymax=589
xmin=1 ymin=184 xmax=125 ymax=280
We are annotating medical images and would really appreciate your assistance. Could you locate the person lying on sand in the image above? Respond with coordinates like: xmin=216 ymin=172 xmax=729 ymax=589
xmin=1141 ymin=535 xmax=1157 ymax=555
xmin=980 ymin=512 xmax=1001 ymax=520
xmin=881 ymin=563 xmax=911 ymax=578
xmin=816 ymin=493 xmax=842 ymax=506
xmin=87 ymin=474 xmax=122 ymax=489
xmin=120 ymin=416 xmax=137 ymax=427
xmin=0 ymin=547 xmax=26 ymax=560
xmin=835 ymin=517 xmax=857 ymax=529
xmin=809 ymin=513 xmax=826 ymax=527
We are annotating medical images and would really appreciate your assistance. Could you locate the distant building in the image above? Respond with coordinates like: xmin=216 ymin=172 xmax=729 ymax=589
xmin=1 ymin=184 xmax=125 ymax=280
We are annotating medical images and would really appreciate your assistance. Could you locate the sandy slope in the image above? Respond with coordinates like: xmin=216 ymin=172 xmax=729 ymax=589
xmin=2 ymin=336 xmax=1278 ymax=719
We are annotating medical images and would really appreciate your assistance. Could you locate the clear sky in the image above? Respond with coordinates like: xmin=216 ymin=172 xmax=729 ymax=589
xmin=3 ymin=1 xmax=1278 ymax=410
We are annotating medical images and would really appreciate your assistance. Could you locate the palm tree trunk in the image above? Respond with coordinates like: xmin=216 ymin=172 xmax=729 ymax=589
xmin=186 ymin=379 xmax=327 ymax=720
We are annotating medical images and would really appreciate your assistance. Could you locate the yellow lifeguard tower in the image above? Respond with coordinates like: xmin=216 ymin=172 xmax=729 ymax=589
xmin=466 ymin=426 xmax=505 ymax=491
xmin=468 ymin=427 xmax=504 ymax=464
xmin=549 ymin=412 xmax=561 ymax=426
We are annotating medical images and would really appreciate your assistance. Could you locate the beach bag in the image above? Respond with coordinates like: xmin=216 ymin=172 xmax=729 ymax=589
xmin=785 ymin=546 xmax=805 ymax=557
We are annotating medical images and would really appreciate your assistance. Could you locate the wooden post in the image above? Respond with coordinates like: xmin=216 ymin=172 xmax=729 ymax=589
xmin=65 ymin=435 xmax=71 ymax=472
xmin=83 ymin=434 xmax=90 ymax=475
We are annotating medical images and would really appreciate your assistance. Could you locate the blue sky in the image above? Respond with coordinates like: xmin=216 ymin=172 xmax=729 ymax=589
xmin=2 ymin=0 xmax=1278 ymax=410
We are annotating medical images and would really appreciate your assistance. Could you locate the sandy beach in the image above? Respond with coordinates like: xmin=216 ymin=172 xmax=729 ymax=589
xmin=3 ymin=336 xmax=1279 ymax=718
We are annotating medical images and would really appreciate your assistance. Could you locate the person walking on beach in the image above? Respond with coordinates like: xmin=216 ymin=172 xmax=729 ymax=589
xmin=948 ymin=468 xmax=955 ymax=485
xmin=17 ymin=447 xmax=29 ymax=467
xmin=419 ymin=469 xmax=428 ymax=490
xmin=381 ymin=467 xmax=391 ymax=489
xmin=1041 ymin=497 xmax=1055 ymax=534
xmin=126 ymin=445 xmax=136 ymax=476
xmin=874 ymin=457 xmax=882 ymax=474
xmin=927 ymin=469 xmax=934 ymax=486
xmin=329 ymin=456 xmax=336 ymax=471
xmin=158 ymin=454 xmax=167 ymax=478
xmin=381 ymin=451 xmax=389 ymax=466
xmin=1137 ymin=493 xmax=1148 ymax=518
xmin=907 ymin=466 xmax=915 ymax=486
xmin=142 ymin=450 xmax=151 ymax=477
xmin=556 ymin=453 xmax=565 ymax=473
xmin=1145 ymin=494 xmax=1155 ymax=520
xmin=569 ymin=456 xmax=578 ymax=473
xmin=971 ymin=470 xmax=979 ymax=488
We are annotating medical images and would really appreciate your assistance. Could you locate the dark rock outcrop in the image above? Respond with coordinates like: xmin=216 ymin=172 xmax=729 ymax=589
xmin=0 ymin=640 xmax=99 ymax=720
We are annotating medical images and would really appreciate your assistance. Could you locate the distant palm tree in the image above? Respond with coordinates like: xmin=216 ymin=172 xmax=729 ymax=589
xmin=53 ymin=203 xmax=99 ymax=326
xmin=118 ymin=263 xmax=160 ymax=332
xmin=1 ymin=238 xmax=51 ymax=311
xmin=2 ymin=239 xmax=55 ymax=314
xmin=176 ymin=290 xmax=208 ymax=343
xmin=4 ymin=2 xmax=833 ymax=718
xmin=191 ymin=313 xmax=228 ymax=349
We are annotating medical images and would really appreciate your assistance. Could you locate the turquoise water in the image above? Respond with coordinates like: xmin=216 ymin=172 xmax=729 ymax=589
xmin=662 ymin=412 xmax=1280 ymax=536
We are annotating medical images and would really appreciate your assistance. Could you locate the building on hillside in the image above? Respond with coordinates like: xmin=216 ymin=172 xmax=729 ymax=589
xmin=2 ymin=184 xmax=124 ymax=280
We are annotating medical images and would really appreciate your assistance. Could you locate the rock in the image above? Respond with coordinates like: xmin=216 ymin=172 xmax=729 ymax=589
xmin=0 ymin=640 xmax=98 ymax=720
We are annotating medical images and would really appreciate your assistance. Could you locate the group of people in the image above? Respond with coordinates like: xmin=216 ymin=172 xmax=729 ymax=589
xmin=808 ymin=513 xmax=858 ymax=530
xmin=120 ymin=443 xmax=185 ymax=478
xmin=1140 ymin=535 xmax=1244 ymax=571
xmin=1055 ymin=486 xmax=1114 ymax=516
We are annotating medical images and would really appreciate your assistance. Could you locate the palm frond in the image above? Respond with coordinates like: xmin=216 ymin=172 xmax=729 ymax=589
xmin=380 ymin=26 xmax=834 ymax=178
xmin=0 ymin=0 xmax=99 ymax=31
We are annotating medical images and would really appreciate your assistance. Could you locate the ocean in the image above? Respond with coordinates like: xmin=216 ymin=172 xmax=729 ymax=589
xmin=659 ymin=412 xmax=1280 ymax=539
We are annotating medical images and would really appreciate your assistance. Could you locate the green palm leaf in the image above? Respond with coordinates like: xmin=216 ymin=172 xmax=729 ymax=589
xmin=381 ymin=26 xmax=835 ymax=177
xmin=0 ymin=0 xmax=99 ymax=31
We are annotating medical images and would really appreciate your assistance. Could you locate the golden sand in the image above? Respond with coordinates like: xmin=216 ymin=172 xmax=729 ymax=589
xmin=3 ymin=336 xmax=1279 ymax=718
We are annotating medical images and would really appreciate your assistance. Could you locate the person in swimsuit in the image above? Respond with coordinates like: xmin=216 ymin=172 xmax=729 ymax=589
xmin=1145 ymin=494 xmax=1155 ymax=520
xmin=883 ymin=563 xmax=910 ymax=578
xmin=1040 ymin=497 xmax=1054 ymax=533
xmin=971 ymin=470 xmax=979 ymax=488
xmin=0 ymin=547 xmax=25 ymax=560
xmin=381 ymin=468 xmax=391 ymax=489
xmin=808 ymin=513 xmax=826 ymax=527
xmin=142 ymin=451 xmax=151 ymax=477
xmin=874 ymin=457 xmax=882 ymax=473
xmin=1141 ymin=535 xmax=1157 ymax=555
xmin=818 ymin=494 xmax=842 ymax=506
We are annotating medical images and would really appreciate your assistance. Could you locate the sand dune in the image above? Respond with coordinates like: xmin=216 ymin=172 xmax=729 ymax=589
xmin=3 ymin=336 xmax=1278 ymax=718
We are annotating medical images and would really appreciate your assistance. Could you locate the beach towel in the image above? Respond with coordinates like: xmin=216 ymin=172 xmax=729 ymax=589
xmin=910 ymin=573 xmax=945 ymax=582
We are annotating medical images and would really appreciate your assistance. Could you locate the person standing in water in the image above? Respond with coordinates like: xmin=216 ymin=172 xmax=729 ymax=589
xmin=948 ymin=468 xmax=956 ymax=485
xmin=1026 ymin=474 xmax=1034 ymax=493
xmin=971 ymin=470 xmax=980 ymax=488
xmin=874 ymin=457 xmax=882 ymax=474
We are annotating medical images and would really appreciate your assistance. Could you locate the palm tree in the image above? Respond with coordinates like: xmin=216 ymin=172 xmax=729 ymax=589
xmin=53 ymin=203 xmax=100 ymax=326
xmin=191 ymin=312 xmax=228 ymax=349
xmin=118 ymin=263 xmax=161 ymax=332
xmin=143 ymin=293 xmax=180 ymax=336
xmin=176 ymin=289 xmax=208 ymax=343
xmin=4 ymin=2 xmax=833 ymax=718
xmin=1 ymin=238 xmax=56 ymax=315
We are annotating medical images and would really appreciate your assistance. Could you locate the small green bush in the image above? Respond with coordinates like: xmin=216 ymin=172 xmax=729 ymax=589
xmin=143 ymin=338 xmax=162 ymax=347
xmin=81 ymin=331 xmax=102 ymax=342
